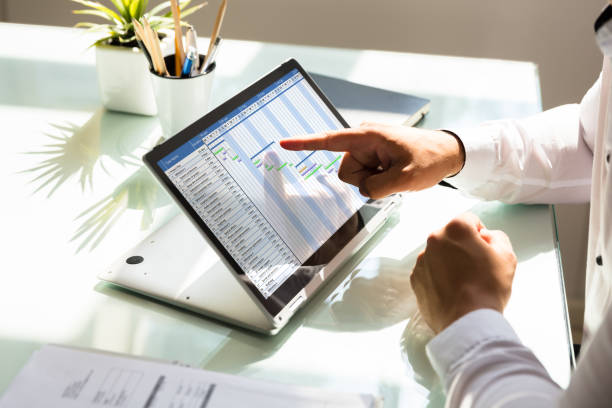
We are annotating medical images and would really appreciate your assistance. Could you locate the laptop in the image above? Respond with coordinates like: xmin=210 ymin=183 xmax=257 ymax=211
xmin=99 ymin=59 xmax=401 ymax=335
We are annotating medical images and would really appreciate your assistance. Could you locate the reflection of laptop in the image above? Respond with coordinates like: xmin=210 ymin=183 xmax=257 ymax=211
xmin=99 ymin=59 xmax=401 ymax=335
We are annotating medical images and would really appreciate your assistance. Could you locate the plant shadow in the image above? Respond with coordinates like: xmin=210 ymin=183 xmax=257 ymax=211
xmin=21 ymin=107 xmax=172 ymax=251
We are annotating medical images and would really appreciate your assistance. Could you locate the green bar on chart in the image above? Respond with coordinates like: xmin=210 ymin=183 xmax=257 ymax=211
xmin=277 ymin=162 xmax=287 ymax=171
xmin=254 ymin=159 xmax=261 ymax=165
xmin=214 ymin=147 xmax=223 ymax=155
xmin=325 ymin=155 xmax=341 ymax=169
xmin=304 ymin=164 xmax=323 ymax=180
xmin=232 ymin=155 xmax=239 ymax=161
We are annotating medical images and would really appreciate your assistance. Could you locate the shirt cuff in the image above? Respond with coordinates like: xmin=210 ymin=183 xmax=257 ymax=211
xmin=443 ymin=125 xmax=497 ymax=190
xmin=425 ymin=309 xmax=521 ymax=387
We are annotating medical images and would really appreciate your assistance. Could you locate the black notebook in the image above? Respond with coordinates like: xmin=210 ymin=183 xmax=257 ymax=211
xmin=309 ymin=72 xmax=430 ymax=127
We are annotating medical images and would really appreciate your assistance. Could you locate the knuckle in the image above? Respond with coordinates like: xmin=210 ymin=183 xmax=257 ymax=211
xmin=445 ymin=217 xmax=471 ymax=238
xmin=359 ymin=181 xmax=374 ymax=198
xmin=361 ymin=124 xmax=381 ymax=136
xmin=410 ymin=270 xmax=417 ymax=286
xmin=319 ymin=132 xmax=334 ymax=150
xmin=509 ymin=251 xmax=518 ymax=267
xmin=426 ymin=232 xmax=440 ymax=247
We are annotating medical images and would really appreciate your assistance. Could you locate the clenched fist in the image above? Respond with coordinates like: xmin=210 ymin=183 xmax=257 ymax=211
xmin=410 ymin=213 xmax=517 ymax=333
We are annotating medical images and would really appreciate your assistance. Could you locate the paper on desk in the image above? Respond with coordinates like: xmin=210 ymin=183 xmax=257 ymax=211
xmin=0 ymin=345 xmax=381 ymax=408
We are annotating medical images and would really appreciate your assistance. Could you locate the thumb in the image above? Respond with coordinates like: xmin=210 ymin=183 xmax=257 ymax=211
xmin=360 ymin=168 xmax=403 ymax=199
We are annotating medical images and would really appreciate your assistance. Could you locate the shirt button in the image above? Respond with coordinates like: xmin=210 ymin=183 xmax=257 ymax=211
xmin=596 ymin=255 xmax=603 ymax=266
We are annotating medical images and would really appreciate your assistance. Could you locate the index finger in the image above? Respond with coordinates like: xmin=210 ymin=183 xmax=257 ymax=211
xmin=279 ymin=127 xmax=370 ymax=152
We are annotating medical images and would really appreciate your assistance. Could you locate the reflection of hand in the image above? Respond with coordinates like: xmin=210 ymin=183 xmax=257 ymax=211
xmin=410 ymin=213 xmax=517 ymax=333
xmin=280 ymin=123 xmax=465 ymax=199
xmin=262 ymin=150 xmax=352 ymax=202
xmin=261 ymin=150 xmax=359 ymax=264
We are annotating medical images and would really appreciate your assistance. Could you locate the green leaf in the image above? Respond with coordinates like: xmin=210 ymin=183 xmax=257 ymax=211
xmin=73 ymin=9 xmax=115 ymax=22
xmin=74 ymin=22 xmax=113 ymax=34
xmin=74 ymin=22 xmax=103 ymax=28
xmin=177 ymin=3 xmax=205 ymax=19
xmin=71 ymin=0 xmax=124 ymax=24
xmin=108 ymin=0 xmax=130 ymax=21
xmin=148 ymin=1 xmax=171 ymax=17
xmin=93 ymin=36 xmax=114 ymax=47
xmin=129 ymin=0 xmax=148 ymax=20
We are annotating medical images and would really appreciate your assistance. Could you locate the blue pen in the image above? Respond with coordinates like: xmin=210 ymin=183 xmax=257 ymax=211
xmin=181 ymin=46 xmax=197 ymax=77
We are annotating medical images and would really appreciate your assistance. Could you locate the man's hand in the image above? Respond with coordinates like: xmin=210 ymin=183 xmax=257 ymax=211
xmin=410 ymin=213 xmax=517 ymax=334
xmin=279 ymin=123 xmax=465 ymax=199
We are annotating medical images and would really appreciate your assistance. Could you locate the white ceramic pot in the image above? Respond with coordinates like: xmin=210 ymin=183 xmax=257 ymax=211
xmin=95 ymin=43 xmax=160 ymax=116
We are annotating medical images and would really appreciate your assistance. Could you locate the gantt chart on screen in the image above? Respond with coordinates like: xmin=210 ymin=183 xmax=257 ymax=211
xmin=159 ymin=69 xmax=366 ymax=298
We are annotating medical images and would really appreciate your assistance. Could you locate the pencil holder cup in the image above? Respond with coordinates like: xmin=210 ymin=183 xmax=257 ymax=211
xmin=149 ymin=54 xmax=216 ymax=137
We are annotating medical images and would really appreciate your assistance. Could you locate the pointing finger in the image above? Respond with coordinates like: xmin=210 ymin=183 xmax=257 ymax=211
xmin=279 ymin=127 xmax=376 ymax=152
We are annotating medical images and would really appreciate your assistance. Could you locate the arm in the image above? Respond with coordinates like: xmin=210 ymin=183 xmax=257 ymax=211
xmin=280 ymin=77 xmax=599 ymax=204
xmin=426 ymin=297 xmax=612 ymax=408
xmin=412 ymin=212 xmax=612 ymax=407
xmin=427 ymin=310 xmax=562 ymax=408
xmin=411 ymin=213 xmax=564 ymax=407
xmin=448 ymin=74 xmax=599 ymax=204
xmin=448 ymin=97 xmax=595 ymax=204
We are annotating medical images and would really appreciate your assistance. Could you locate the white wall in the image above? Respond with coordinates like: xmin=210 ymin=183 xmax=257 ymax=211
xmin=3 ymin=0 xmax=601 ymax=340
xmin=4 ymin=0 xmax=604 ymax=109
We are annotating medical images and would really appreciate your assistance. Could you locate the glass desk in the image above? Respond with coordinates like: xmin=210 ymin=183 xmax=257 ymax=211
xmin=0 ymin=23 xmax=571 ymax=406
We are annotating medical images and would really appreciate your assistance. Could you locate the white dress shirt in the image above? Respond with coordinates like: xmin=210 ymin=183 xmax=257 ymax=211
xmin=424 ymin=6 xmax=612 ymax=407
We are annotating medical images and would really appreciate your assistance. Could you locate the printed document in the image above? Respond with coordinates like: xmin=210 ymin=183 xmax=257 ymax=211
xmin=0 ymin=345 xmax=380 ymax=407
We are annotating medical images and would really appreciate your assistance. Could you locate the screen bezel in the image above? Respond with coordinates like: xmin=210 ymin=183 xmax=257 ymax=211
xmin=143 ymin=58 xmax=372 ymax=317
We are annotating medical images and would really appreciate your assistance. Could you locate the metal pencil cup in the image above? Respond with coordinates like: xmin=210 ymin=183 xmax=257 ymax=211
xmin=149 ymin=54 xmax=216 ymax=137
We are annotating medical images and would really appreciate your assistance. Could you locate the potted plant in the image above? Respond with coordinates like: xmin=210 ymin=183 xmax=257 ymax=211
xmin=72 ymin=0 xmax=205 ymax=116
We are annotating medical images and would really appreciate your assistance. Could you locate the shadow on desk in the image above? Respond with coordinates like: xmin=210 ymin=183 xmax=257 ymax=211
xmin=21 ymin=107 xmax=169 ymax=252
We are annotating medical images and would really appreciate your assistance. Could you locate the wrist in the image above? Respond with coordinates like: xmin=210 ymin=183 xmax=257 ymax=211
xmin=438 ymin=130 xmax=466 ymax=177
xmin=437 ymin=292 xmax=505 ymax=333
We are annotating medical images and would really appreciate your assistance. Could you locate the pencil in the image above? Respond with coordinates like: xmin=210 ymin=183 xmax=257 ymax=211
xmin=170 ymin=0 xmax=186 ymax=75
xmin=143 ymin=18 xmax=167 ymax=76
xmin=133 ymin=19 xmax=159 ymax=73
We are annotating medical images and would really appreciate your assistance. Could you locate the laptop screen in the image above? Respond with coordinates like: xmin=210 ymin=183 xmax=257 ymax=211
xmin=156 ymin=68 xmax=367 ymax=301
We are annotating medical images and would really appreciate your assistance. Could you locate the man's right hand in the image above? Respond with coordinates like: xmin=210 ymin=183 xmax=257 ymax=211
xmin=279 ymin=123 xmax=465 ymax=199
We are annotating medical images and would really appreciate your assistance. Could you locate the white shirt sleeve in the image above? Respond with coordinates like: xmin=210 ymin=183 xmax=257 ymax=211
xmin=447 ymin=77 xmax=600 ymax=204
xmin=426 ymin=309 xmax=562 ymax=408
xmin=425 ymin=306 xmax=612 ymax=408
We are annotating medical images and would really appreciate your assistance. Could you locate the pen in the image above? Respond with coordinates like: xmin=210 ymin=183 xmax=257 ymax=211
xmin=182 ymin=46 xmax=197 ymax=77
xmin=185 ymin=27 xmax=199 ymax=71
xmin=203 ymin=0 xmax=226 ymax=69
xmin=201 ymin=36 xmax=221 ymax=73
